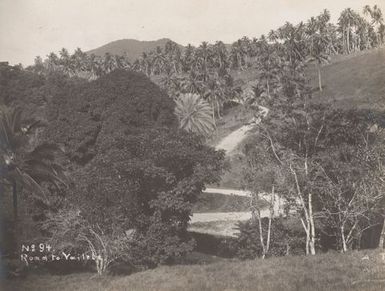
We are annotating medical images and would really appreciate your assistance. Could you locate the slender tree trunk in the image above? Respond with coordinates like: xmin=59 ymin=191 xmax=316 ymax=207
xmin=257 ymin=210 xmax=266 ymax=259
xmin=378 ymin=217 xmax=385 ymax=249
xmin=266 ymin=79 xmax=270 ymax=98
xmin=347 ymin=23 xmax=350 ymax=54
xmin=317 ymin=63 xmax=322 ymax=92
xmin=329 ymin=42 xmax=337 ymax=55
xmin=266 ymin=216 xmax=272 ymax=255
xmin=291 ymin=163 xmax=312 ymax=255
xmin=12 ymin=180 xmax=18 ymax=220
xmin=341 ymin=225 xmax=348 ymax=252
xmin=308 ymin=193 xmax=316 ymax=255
xmin=303 ymin=220 xmax=310 ymax=255
xmin=265 ymin=186 xmax=275 ymax=256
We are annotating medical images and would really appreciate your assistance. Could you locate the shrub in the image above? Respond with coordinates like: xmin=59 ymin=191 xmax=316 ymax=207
xmin=40 ymin=207 xmax=132 ymax=275
xmin=235 ymin=217 xmax=305 ymax=259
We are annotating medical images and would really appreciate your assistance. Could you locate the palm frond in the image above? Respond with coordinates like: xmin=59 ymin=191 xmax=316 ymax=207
xmin=175 ymin=93 xmax=215 ymax=136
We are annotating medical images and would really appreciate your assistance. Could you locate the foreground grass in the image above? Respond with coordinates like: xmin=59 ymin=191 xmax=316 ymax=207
xmin=4 ymin=250 xmax=385 ymax=291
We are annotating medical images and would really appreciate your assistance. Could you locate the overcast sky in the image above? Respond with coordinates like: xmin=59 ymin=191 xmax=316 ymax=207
xmin=0 ymin=0 xmax=383 ymax=65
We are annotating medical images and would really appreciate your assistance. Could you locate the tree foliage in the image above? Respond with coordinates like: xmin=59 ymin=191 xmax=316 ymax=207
xmin=42 ymin=70 xmax=225 ymax=268
xmin=175 ymin=93 xmax=215 ymax=136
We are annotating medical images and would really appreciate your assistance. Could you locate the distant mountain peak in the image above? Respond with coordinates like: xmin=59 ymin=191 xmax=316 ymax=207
xmin=87 ymin=38 xmax=182 ymax=62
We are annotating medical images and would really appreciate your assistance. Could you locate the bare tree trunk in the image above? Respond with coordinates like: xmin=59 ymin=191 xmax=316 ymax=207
xmin=301 ymin=218 xmax=310 ymax=255
xmin=291 ymin=163 xmax=313 ymax=255
xmin=286 ymin=244 xmax=290 ymax=256
xmin=305 ymin=226 xmax=310 ymax=255
xmin=347 ymin=23 xmax=350 ymax=54
xmin=341 ymin=225 xmax=348 ymax=252
xmin=378 ymin=217 xmax=385 ymax=249
xmin=317 ymin=64 xmax=322 ymax=92
xmin=257 ymin=210 xmax=266 ymax=259
xmin=266 ymin=186 xmax=275 ymax=256
xmin=308 ymin=193 xmax=316 ymax=255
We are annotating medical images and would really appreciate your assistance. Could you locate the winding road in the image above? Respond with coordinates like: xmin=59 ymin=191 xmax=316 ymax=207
xmin=188 ymin=106 xmax=275 ymax=237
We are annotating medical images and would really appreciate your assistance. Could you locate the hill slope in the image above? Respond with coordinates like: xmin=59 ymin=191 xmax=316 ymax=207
xmin=210 ymin=47 xmax=385 ymax=190
xmin=309 ymin=46 xmax=385 ymax=110
xmin=87 ymin=38 xmax=183 ymax=62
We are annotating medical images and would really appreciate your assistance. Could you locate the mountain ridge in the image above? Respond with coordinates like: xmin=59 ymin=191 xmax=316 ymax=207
xmin=87 ymin=38 xmax=184 ymax=62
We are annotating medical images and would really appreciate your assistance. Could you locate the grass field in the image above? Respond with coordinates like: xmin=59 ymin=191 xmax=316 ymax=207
xmin=4 ymin=249 xmax=385 ymax=291
xmin=308 ymin=47 xmax=385 ymax=110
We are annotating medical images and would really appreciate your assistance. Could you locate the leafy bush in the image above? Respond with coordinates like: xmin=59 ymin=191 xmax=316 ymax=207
xmin=41 ymin=207 xmax=132 ymax=275
xmin=235 ymin=217 xmax=305 ymax=259
xmin=190 ymin=231 xmax=237 ymax=258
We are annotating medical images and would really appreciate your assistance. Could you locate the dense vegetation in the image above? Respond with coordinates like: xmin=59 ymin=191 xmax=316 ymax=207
xmin=1 ymin=3 xmax=385 ymax=284
xmin=0 ymin=66 xmax=225 ymax=275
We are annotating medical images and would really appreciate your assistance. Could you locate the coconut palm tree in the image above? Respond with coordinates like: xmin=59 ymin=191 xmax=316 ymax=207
xmin=203 ymin=75 xmax=225 ymax=120
xmin=256 ymin=38 xmax=281 ymax=98
xmin=33 ymin=56 xmax=45 ymax=75
xmin=181 ymin=71 xmax=205 ymax=95
xmin=278 ymin=21 xmax=306 ymax=64
xmin=71 ymin=48 xmax=88 ymax=74
xmin=58 ymin=48 xmax=73 ymax=75
xmin=268 ymin=30 xmax=279 ymax=43
xmin=305 ymin=12 xmax=331 ymax=91
xmin=339 ymin=8 xmax=360 ymax=54
xmin=363 ymin=5 xmax=384 ymax=45
xmin=138 ymin=52 xmax=152 ymax=76
xmin=230 ymin=40 xmax=246 ymax=70
xmin=174 ymin=93 xmax=215 ymax=137
xmin=0 ymin=107 xmax=67 ymax=220
xmin=212 ymin=41 xmax=228 ymax=69
xmin=182 ymin=44 xmax=195 ymax=73
xmin=164 ymin=41 xmax=182 ymax=74
xmin=195 ymin=42 xmax=212 ymax=81
xmin=46 ymin=52 xmax=60 ymax=72
xmin=151 ymin=46 xmax=166 ymax=75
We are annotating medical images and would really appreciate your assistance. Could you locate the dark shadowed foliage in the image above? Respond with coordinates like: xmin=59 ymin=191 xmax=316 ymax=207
xmin=44 ymin=69 xmax=176 ymax=165
xmin=41 ymin=69 xmax=225 ymax=270
xmin=235 ymin=217 xmax=306 ymax=259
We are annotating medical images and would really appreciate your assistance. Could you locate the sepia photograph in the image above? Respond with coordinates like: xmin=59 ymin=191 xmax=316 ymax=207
xmin=0 ymin=0 xmax=385 ymax=290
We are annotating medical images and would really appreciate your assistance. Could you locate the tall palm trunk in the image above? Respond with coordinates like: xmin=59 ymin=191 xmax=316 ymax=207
xmin=317 ymin=62 xmax=323 ymax=92
xmin=347 ymin=22 xmax=351 ymax=54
